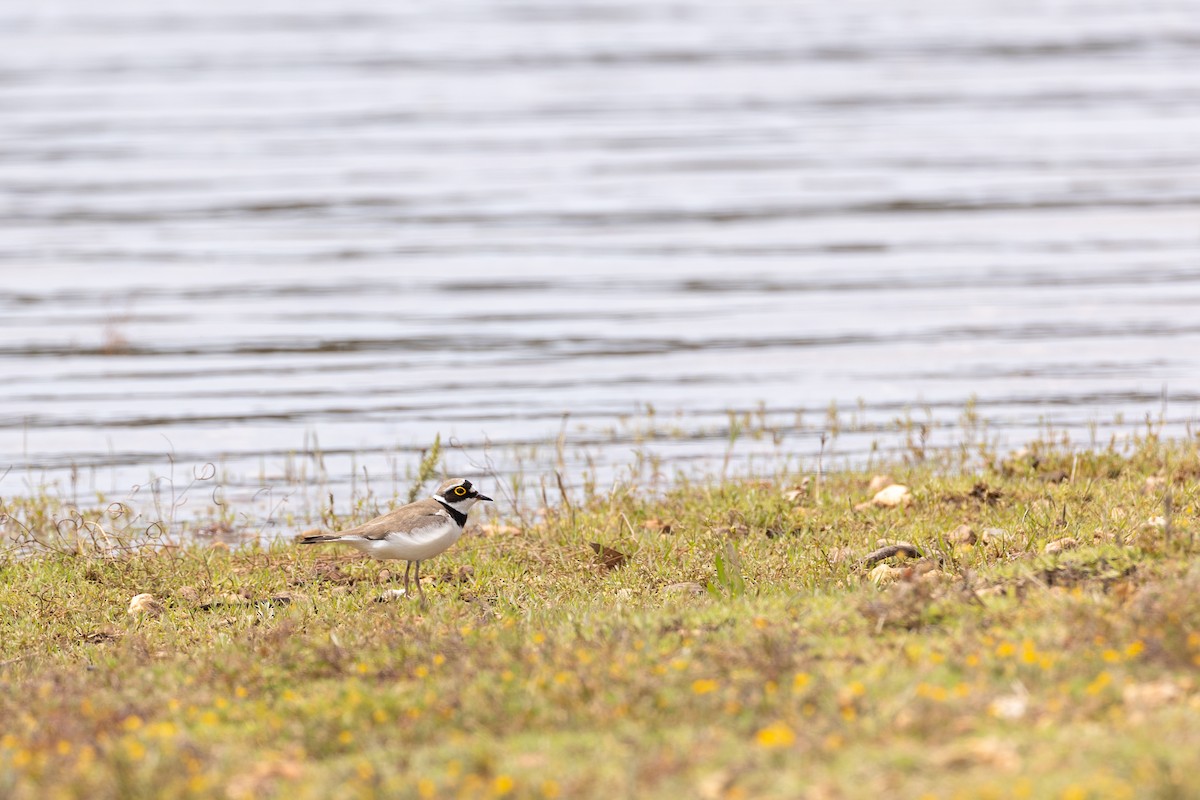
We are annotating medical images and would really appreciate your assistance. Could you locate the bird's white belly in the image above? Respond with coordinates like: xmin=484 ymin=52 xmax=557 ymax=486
xmin=350 ymin=518 xmax=463 ymax=562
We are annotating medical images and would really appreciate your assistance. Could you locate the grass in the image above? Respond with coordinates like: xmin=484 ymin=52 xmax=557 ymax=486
xmin=2 ymin=433 xmax=1200 ymax=798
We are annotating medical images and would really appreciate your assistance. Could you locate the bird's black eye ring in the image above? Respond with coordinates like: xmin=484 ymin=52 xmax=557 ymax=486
xmin=454 ymin=486 xmax=467 ymax=496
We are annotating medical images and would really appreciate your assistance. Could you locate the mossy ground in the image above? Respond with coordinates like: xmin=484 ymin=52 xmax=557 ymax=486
xmin=3 ymin=436 xmax=1200 ymax=799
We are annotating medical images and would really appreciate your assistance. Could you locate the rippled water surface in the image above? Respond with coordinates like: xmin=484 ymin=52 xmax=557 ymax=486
xmin=3 ymin=0 xmax=1200 ymax=513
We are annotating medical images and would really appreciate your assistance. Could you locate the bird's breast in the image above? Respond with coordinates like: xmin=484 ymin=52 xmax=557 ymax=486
xmin=366 ymin=517 xmax=463 ymax=561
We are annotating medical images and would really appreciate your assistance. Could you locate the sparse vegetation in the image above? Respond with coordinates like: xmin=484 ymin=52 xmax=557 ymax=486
xmin=2 ymin=432 xmax=1200 ymax=798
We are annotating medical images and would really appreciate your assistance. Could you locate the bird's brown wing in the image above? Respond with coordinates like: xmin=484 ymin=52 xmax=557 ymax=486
xmin=336 ymin=498 xmax=448 ymax=540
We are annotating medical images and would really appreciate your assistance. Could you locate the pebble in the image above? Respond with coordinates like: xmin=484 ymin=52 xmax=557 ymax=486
xmin=869 ymin=564 xmax=903 ymax=586
xmin=127 ymin=593 xmax=163 ymax=617
xmin=947 ymin=524 xmax=977 ymax=546
xmin=867 ymin=474 xmax=895 ymax=493
xmin=867 ymin=484 xmax=912 ymax=509
xmin=1043 ymin=537 xmax=1079 ymax=555
xmin=981 ymin=528 xmax=1014 ymax=546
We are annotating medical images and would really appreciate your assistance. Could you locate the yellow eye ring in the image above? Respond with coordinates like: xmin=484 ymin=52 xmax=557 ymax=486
xmin=454 ymin=486 xmax=467 ymax=496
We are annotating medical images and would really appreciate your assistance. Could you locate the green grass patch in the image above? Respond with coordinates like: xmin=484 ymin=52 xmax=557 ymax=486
xmin=3 ymin=435 xmax=1200 ymax=798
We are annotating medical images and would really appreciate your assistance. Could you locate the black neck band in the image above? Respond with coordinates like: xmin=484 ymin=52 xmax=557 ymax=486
xmin=437 ymin=500 xmax=468 ymax=527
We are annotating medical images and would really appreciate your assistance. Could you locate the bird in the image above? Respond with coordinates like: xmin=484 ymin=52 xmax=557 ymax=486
xmin=298 ymin=477 xmax=491 ymax=603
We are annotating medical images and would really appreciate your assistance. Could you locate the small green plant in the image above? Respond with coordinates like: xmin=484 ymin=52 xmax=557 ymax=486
xmin=707 ymin=541 xmax=746 ymax=600
xmin=408 ymin=434 xmax=442 ymax=503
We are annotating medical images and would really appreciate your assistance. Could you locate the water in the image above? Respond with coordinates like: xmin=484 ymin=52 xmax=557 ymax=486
xmin=2 ymin=0 xmax=1200 ymax=518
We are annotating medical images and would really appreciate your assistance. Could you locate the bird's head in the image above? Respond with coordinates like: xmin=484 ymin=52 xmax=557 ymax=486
xmin=434 ymin=478 xmax=492 ymax=511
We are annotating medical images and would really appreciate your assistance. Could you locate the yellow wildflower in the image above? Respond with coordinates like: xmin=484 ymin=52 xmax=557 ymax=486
xmin=1086 ymin=671 xmax=1112 ymax=695
xmin=755 ymin=722 xmax=796 ymax=749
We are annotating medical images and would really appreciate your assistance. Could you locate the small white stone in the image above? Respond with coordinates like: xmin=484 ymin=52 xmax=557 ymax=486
xmin=1123 ymin=680 xmax=1181 ymax=710
xmin=1043 ymin=538 xmax=1079 ymax=555
xmin=871 ymin=485 xmax=912 ymax=508
xmin=869 ymin=564 xmax=903 ymax=586
xmin=867 ymin=475 xmax=895 ymax=493
xmin=127 ymin=593 xmax=162 ymax=617
xmin=982 ymin=528 xmax=1014 ymax=546
xmin=989 ymin=694 xmax=1028 ymax=720
xmin=947 ymin=525 xmax=977 ymax=546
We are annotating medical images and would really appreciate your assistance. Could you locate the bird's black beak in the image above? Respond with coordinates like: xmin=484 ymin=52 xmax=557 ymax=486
xmin=475 ymin=492 xmax=493 ymax=502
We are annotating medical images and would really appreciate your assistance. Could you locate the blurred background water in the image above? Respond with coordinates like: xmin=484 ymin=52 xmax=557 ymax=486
xmin=2 ymin=0 xmax=1199 ymax=517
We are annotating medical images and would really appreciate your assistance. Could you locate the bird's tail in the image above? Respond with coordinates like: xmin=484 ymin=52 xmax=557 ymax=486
xmin=297 ymin=532 xmax=342 ymax=545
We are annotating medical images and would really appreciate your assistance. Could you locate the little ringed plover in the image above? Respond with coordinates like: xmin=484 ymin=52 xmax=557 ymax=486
xmin=298 ymin=477 xmax=491 ymax=602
